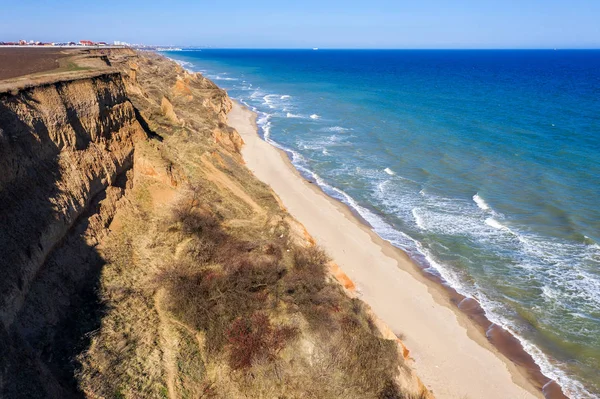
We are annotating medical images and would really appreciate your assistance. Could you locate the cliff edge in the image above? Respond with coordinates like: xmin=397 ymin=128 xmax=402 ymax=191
xmin=0 ymin=50 xmax=431 ymax=399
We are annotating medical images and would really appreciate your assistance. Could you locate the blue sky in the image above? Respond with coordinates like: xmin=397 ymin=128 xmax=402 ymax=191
xmin=1 ymin=0 xmax=599 ymax=48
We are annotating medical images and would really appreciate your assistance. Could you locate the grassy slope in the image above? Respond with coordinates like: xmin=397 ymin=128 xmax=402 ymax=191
xmin=77 ymin=52 xmax=428 ymax=399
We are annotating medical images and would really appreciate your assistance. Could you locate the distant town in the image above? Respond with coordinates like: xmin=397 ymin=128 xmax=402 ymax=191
xmin=0 ymin=39 xmax=182 ymax=51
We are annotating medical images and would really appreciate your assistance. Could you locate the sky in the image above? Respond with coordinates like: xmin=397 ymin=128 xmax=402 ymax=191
xmin=1 ymin=0 xmax=599 ymax=48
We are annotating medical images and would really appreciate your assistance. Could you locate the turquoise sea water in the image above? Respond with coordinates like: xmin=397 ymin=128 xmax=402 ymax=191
xmin=164 ymin=50 xmax=600 ymax=398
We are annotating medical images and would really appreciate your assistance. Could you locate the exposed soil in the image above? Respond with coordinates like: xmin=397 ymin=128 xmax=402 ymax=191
xmin=0 ymin=48 xmax=73 ymax=80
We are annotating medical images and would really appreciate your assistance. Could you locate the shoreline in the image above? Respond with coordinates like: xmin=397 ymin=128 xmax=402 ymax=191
xmin=227 ymin=100 xmax=567 ymax=399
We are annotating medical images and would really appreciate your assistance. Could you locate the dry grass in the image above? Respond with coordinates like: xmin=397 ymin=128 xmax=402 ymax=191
xmin=151 ymin=187 xmax=411 ymax=398
xmin=74 ymin=51 xmax=425 ymax=399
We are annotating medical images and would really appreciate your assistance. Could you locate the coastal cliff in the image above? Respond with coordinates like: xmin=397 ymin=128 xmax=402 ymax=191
xmin=0 ymin=51 xmax=430 ymax=398
xmin=0 ymin=73 xmax=145 ymax=329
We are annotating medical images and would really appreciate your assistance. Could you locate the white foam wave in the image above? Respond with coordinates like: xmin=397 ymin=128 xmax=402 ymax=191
xmin=255 ymin=111 xmax=273 ymax=140
xmin=173 ymin=59 xmax=194 ymax=70
xmin=384 ymin=167 xmax=395 ymax=176
xmin=286 ymin=112 xmax=302 ymax=118
xmin=263 ymin=94 xmax=281 ymax=109
xmin=484 ymin=217 xmax=513 ymax=233
xmin=478 ymin=292 xmax=597 ymax=399
xmin=206 ymin=72 xmax=238 ymax=81
xmin=370 ymin=175 xmax=600 ymax=397
xmin=163 ymin=57 xmax=196 ymax=73
xmin=473 ymin=193 xmax=490 ymax=211
xmin=310 ymin=114 xmax=320 ymax=119
xmin=412 ymin=208 xmax=425 ymax=229
xmin=323 ymin=126 xmax=351 ymax=133
xmin=297 ymin=135 xmax=350 ymax=151
xmin=280 ymin=95 xmax=291 ymax=99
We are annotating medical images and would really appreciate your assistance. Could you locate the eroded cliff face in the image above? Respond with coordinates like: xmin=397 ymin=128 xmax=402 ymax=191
xmin=0 ymin=51 xmax=430 ymax=399
xmin=0 ymin=72 xmax=149 ymax=397
xmin=0 ymin=73 xmax=146 ymax=328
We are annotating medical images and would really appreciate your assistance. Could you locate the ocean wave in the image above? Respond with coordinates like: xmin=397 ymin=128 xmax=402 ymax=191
xmin=478 ymin=291 xmax=597 ymax=399
xmin=207 ymin=73 xmax=239 ymax=81
xmin=255 ymin=111 xmax=273 ymax=140
xmin=484 ymin=217 xmax=515 ymax=234
xmin=473 ymin=193 xmax=491 ymax=211
xmin=250 ymin=89 xmax=265 ymax=99
xmin=310 ymin=114 xmax=320 ymax=119
xmin=411 ymin=208 xmax=425 ymax=229
xmin=372 ymin=179 xmax=599 ymax=397
xmin=297 ymin=135 xmax=351 ymax=151
xmin=384 ymin=167 xmax=395 ymax=175
xmin=322 ymin=126 xmax=351 ymax=133
xmin=286 ymin=112 xmax=303 ymax=118
xmin=256 ymin=94 xmax=296 ymax=112
xmin=174 ymin=60 xmax=194 ymax=68
xmin=263 ymin=94 xmax=281 ymax=109
xmin=165 ymin=58 xmax=196 ymax=73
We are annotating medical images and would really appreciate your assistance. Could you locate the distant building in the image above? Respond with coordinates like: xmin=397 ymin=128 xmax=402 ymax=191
xmin=79 ymin=40 xmax=94 ymax=46
xmin=19 ymin=40 xmax=26 ymax=45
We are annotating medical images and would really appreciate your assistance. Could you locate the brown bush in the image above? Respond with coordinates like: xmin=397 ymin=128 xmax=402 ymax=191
xmin=284 ymin=247 xmax=328 ymax=299
xmin=186 ymin=236 xmax=217 ymax=265
xmin=162 ymin=193 xmax=409 ymax=396
xmin=173 ymin=205 xmax=220 ymax=236
xmin=378 ymin=381 xmax=405 ymax=399
xmin=292 ymin=246 xmax=328 ymax=276
xmin=336 ymin=311 xmax=401 ymax=396
xmin=225 ymin=312 xmax=298 ymax=370
xmin=158 ymin=253 xmax=289 ymax=353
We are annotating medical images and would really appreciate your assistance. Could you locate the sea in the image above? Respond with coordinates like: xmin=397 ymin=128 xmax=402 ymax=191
xmin=163 ymin=49 xmax=600 ymax=398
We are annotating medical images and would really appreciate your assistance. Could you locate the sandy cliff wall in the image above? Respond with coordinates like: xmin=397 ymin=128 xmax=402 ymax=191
xmin=0 ymin=73 xmax=149 ymax=398
xmin=0 ymin=73 xmax=146 ymax=329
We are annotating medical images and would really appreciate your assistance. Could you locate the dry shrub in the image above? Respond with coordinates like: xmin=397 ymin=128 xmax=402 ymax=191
xmin=283 ymin=246 xmax=345 ymax=330
xmin=378 ymin=381 xmax=407 ymax=399
xmin=292 ymin=245 xmax=328 ymax=276
xmin=158 ymin=255 xmax=288 ymax=353
xmin=284 ymin=246 xmax=328 ymax=299
xmin=172 ymin=200 xmax=220 ymax=236
xmin=335 ymin=308 xmax=401 ymax=396
xmin=226 ymin=312 xmax=298 ymax=370
xmin=162 ymin=193 xmax=410 ymax=397
xmin=186 ymin=236 xmax=217 ymax=264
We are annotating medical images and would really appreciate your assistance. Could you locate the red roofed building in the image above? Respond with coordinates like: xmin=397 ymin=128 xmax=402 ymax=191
xmin=79 ymin=40 xmax=94 ymax=46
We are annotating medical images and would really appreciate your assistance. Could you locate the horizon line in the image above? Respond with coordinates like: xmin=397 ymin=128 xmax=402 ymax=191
xmin=161 ymin=47 xmax=600 ymax=51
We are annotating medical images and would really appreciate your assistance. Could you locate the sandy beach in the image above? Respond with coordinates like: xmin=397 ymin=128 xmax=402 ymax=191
xmin=228 ymin=101 xmax=544 ymax=399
